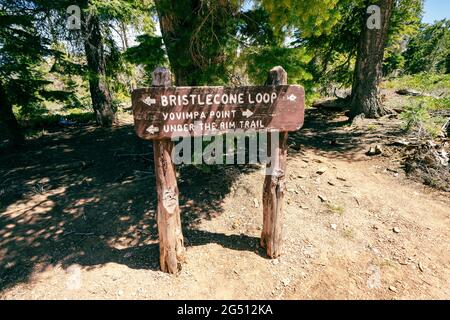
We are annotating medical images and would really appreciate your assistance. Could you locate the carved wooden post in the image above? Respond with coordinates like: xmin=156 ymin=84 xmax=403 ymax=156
xmin=261 ymin=66 xmax=288 ymax=258
xmin=152 ymin=67 xmax=185 ymax=273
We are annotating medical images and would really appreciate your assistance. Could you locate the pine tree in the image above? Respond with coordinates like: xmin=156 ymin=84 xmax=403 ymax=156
xmin=154 ymin=0 xmax=240 ymax=86
xmin=349 ymin=0 xmax=395 ymax=119
xmin=0 ymin=3 xmax=49 ymax=146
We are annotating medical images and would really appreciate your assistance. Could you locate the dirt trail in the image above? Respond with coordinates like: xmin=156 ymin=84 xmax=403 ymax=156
xmin=0 ymin=109 xmax=449 ymax=300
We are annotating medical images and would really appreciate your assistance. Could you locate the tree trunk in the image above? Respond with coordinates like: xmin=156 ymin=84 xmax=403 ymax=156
xmin=350 ymin=0 xmax=394 ymax=119
xmin=0 ymin=80 xmax=24 ymax=147
xmin=82 ymin=6 xmax=115 ymax=126
xmin=120 ymin=21 xmax=129 ymax=50
xmin=154 ymin=0 xmax=235 ymax=86
xmin=154 ymin=0 xmax=201 ymax=86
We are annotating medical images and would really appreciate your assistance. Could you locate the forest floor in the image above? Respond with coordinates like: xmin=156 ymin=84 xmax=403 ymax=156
xmin=0 ymin=92 xmax=449 ymax=300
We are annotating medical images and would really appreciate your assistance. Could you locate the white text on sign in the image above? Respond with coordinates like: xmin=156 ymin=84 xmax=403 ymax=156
xmin=160 ymin=92 xmax=279 ymax=107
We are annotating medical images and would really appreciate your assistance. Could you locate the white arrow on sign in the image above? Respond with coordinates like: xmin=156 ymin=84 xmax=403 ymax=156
xmin=146 ymin=125 xmax=159 ymax=134
xmin=242 ymin=109 xmax=254 ymax=118
xmin=143 ymin=97 xmax=157 ymax=106
xmin=287 ymin=94 xmax=297 ymax=102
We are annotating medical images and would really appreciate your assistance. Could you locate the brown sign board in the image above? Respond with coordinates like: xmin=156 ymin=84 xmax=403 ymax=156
xmin=132 ymin=85 xmax=305 ymax=140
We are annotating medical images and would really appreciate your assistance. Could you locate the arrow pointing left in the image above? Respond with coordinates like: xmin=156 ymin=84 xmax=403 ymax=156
xmin=146 ymin=125 xmax=159 ymax=134
xmin=143 ymin=97 xmax=157 ymax=106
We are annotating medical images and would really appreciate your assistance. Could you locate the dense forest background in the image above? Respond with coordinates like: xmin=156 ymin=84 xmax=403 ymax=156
xmin=0 ymin=0 xmax=449 ymax=146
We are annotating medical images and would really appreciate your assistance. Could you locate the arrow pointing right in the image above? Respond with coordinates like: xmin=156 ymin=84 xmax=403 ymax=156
xmin=242 ymin=109 xmax=254 ymax=118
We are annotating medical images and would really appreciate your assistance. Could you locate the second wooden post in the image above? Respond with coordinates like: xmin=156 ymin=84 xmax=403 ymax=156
xmin=261 ymin=66 xmax=289 ymax=258
xmin=152 ymin=67 xmax=185 ymax=273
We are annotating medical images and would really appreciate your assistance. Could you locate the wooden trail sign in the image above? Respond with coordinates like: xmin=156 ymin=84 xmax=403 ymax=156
xmin=262 ymin=66 xmax=289 ymax=259
xmin=132 ymin=66 xmax=304 ymax=273
xmin=132 ymin=85 xmax=305 ymax=140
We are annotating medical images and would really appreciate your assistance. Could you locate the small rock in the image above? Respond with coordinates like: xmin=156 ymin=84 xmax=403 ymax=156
xmin=123 ymin=252 xmax=133 ymax=259
xmin=330 ymin=224 xmax=337 ymax=230
xmin=318 ymin=194 xmax=328 ymax=202
xmin=367 ymin=145 xmax=383 ymax=156
xmin=396 ymin=89 xmax=421 ymax=96
xmin=389 ymin=286 xmax=398 ymax=293
xmin=391 ymin=139 xmax=410 ymax=147
xmin=282 ymin=279 xmax=290 ymax=287
xmin=253 ymin=198 xmax=259 ymax=208
xmin=393 ymin=227 xmax=401 ymax=234
xmin=316 ymin=167 xmax=327 ymax=175
xmin=271 ymin=259 xmax=279 ymax=265
xmin=336 ymin=176 xmax=347 ymax=181
xmin=117 ymin=289 xmax=124 ymax=296
xmin=328 ymin=181 xmax=336 ymax=186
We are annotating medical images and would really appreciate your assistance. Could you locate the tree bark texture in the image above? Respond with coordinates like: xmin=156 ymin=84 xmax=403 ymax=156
xmin=350 ymin=0 xmax=395 ymax=118
xmin=152 ymin=67 xmax=185 ymax=273
xmin=82 ymin=5 xmax=115 ymax=126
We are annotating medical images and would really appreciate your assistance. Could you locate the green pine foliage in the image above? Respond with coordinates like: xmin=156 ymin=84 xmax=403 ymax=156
xmin=124 ymin=35 xmax=167 ymax=85
xmin=0 ymin=3 xmax=55 ymax=117
xmin=404 ymin=19 xmax=450 ymax=74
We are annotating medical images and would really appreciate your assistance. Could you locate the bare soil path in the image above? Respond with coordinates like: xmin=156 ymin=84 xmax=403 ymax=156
xmin=1 ymin=108 xmax=449 ymax=299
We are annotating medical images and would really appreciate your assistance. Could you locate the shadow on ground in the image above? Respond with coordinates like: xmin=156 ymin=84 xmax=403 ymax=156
xmin=288 ymin=107 xmax=405 ymax=161
xmin=0 ymin=106 xmax=405 ymax=292
xmin=0 ymin=124 xmax=261 ymax=292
